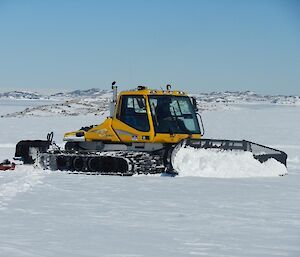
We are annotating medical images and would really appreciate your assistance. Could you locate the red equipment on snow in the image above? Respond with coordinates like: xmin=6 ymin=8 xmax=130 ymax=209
xmin=0 ymin=159 xmax=16 ymax=171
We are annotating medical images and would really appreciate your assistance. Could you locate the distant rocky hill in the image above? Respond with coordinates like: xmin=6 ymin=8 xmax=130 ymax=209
xmin=193 ymin=91 xmax=300 ymax=106
xmin=1 ymin=88 xmax=299 ymax=118
xmin=0 ymin=91 xmax=48 ymax=100
xmin=51 ymin=88 xmax=111 ymax=98
xmin=0 ymin=88 xmax=111 ymax=100
xmin=1 ymin=88 xmax=299 ymax=104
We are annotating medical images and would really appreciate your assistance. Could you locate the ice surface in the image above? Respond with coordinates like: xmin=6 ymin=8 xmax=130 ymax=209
xmin=0 ymin=101 xmax=299 ymax=257
xmin=173 ymin=147 xmax=288 ymax=178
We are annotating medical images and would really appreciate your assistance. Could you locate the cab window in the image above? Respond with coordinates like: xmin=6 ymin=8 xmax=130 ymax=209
xmin=149 ymin=95 xmax=200 ymax=134
xmin=119 ymin=95 xmax=150 ymax=132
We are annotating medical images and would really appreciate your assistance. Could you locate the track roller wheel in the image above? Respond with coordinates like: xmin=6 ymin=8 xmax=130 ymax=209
xmin=87 ymin=157 xmax=102 ymax=172
xmin=73 ymin=157 xmax=85 ymax=171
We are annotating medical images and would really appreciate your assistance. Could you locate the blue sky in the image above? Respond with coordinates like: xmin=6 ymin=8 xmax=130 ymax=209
xmin=0 ymin=0 xmax=299 ymax=94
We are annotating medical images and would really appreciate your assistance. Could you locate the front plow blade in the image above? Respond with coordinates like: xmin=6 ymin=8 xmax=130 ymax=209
xmin=173 ymin=139 xmax=287 ymax=166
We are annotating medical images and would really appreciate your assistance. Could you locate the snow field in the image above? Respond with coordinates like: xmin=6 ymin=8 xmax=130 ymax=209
xmin=0 ymin=166 xmax=44 ymax=209
xmin=0 ymin=101 xmax=299 ymax=257
xmin=0 ymin=170 xmax=299 ymax=257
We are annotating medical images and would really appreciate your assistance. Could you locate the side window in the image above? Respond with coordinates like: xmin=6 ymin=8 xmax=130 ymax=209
xmin=119 ymin=96 xmax=150 ymax=132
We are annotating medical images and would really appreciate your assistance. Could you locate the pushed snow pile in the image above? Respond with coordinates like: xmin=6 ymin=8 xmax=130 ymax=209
xmin=173 ymin=147 xmax=287 ymax=178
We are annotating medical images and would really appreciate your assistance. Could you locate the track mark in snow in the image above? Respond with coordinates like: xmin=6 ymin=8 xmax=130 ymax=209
xmin=270 ymin=145 xmax=300 ymax=150
xmin=173 ymin=147 xmax=288 ymax=178
xmin=0 ymin=166 xmax=44 ymax=208
xmin=0 ymin=143 xmax=15 ymax=148
xmin=108 ymin=254 xmax=143 ymax=257
xmin=288 ymin=156 xmax=300 ymax=164
xmin=286 ymin=156 xmax=300 ymax=173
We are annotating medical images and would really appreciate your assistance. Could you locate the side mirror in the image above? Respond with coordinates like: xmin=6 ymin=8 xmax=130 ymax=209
xmin=191 ymin=97 xmax=198 ymax=111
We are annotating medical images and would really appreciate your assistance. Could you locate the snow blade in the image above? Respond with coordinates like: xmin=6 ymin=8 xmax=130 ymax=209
xmin=173 ymin=138 xmax=287 ymax=167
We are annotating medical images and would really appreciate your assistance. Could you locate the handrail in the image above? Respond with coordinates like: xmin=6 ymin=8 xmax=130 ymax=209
xmin=196 ymin=113 xmax=205 ymax=136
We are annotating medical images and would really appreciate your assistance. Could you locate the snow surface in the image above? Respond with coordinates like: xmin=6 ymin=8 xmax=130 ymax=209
xmin=0 ymin=101 xmax=300 ymax=257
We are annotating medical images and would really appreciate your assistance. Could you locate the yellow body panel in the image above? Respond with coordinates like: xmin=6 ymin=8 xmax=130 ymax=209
xmin=85 ymin=118 xmax=120 ymax=142
xmin=63 ymin=87 xmax=202 ymax=144
xmin=111 ymin=118 xmax=153 ymax=143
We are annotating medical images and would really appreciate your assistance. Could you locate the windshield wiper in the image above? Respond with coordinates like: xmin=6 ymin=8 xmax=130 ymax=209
xmin=151 ymin=102 xmax=159 ymax=126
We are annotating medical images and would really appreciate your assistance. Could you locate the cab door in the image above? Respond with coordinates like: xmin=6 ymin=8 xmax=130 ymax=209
xmin=112 ymin=95 xmax=153 ymax=143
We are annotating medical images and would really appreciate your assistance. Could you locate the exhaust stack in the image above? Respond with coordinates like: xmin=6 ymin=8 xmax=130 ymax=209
xmin=110 ymin=81 xmax=117 ymax=117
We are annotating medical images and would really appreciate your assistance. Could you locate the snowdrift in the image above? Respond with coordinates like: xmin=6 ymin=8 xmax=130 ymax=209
xmin=173 ymin=147 xmax=288 ymax=178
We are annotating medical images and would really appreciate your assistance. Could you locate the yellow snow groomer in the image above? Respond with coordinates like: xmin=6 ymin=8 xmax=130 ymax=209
xmin=15 ymin=82 xmax=287 ymax=175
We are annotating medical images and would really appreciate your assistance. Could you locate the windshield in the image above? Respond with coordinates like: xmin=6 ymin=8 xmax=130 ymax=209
xmin=149 ymin=95 xmax=201 ymax=134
